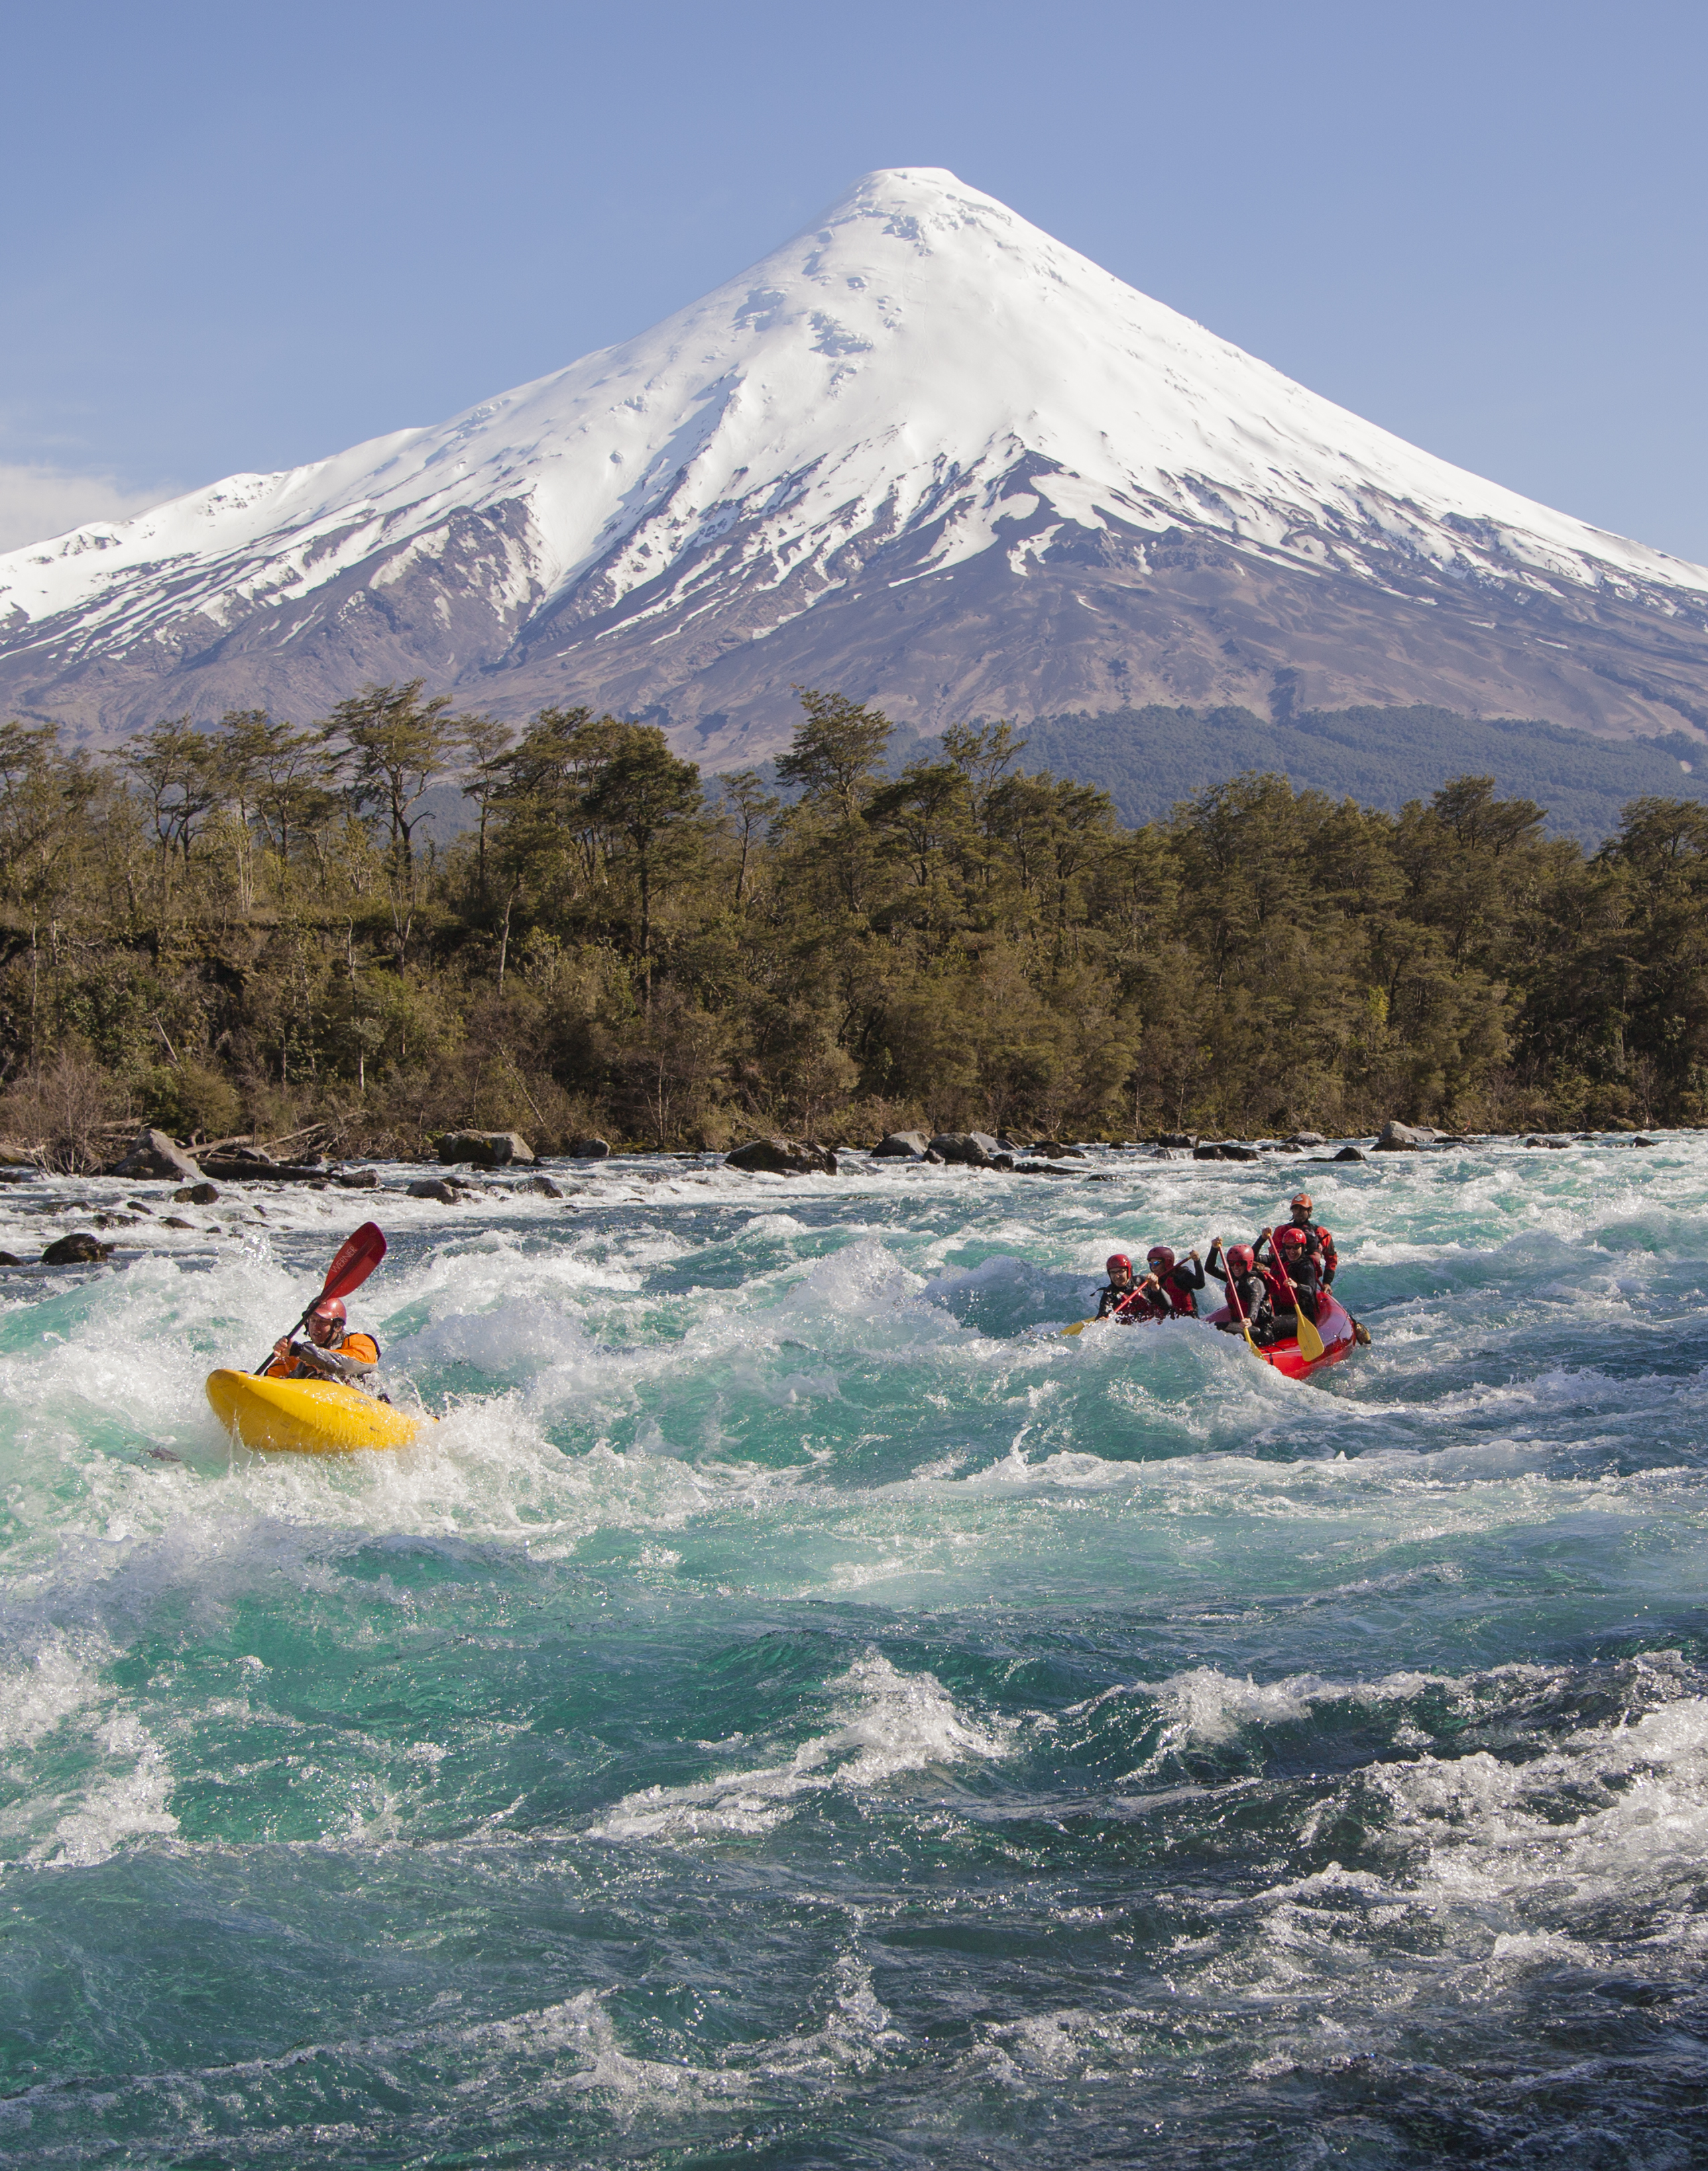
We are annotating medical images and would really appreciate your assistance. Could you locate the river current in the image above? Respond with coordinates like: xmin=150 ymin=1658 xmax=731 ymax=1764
xmin=2 ymin=1140 xmax=1706 ymax=2167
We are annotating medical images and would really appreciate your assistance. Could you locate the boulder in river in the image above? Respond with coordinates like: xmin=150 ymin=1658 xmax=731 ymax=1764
xmin=928 ymin=1132 xmax=1002 ymax=1167
xmin=519 ymin=1174 xmax=565 ymax=1197
xmin=408 ymin=1177 xmax=462 ymax=1203
xmin=1334 ymin=1145 xmax=1367 ymax=1162
xmin=333 ymin=1168 xmax=380 ymax=1188
xmin=42 ymin=1231 xmax=113 ymax=1264
xmin=567 ymin=1136 xmax=610 ymax=1159
xmin=0 ymin=1250 xmax=21 ymax=1265
xmin=1374 ymin=1119 xmax=1428 ymax=1151
xmin=173 ymin=1182 xmax=220 ymax=1204
xmin=438 ymin=1129 xmax=534 ymax=1168
xmin=873 ymin=1131 xmax=930 ymax=1159
xmin=1194 ymin=1142 xmax=1260 ymax=1162
xmin=1289 ymin=1131 xmax=1326 ymax=1147
xmin=110 ymin=1128 xmax=203 ymax=1181
xmin=725 ymin=1136 xmax=839 ymax=1176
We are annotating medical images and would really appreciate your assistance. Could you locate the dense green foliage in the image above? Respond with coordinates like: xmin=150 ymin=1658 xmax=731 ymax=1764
xmin=3 ymin=685 xmax=1707 ymax=1164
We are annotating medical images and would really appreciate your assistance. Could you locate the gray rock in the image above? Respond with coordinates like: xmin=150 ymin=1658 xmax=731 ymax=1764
xmin=173 ymin=1182 xmax=220 ymax=1204
xmin=408 ymin=1177 xmax=462 ymax=1203
xmin=0 ymin=1250 xmax=21 ymax=1265
xmin=1289 ymin=1131 xmax=1326 ymax=1147
xmin=1374 ymin=1119 xmax=1424 ymax=1151
xmin=567 ymin=1135 xmax=611 ymax=1160
xmin=1632 ymin=1135 xmax=1658 ymax=1147
xmin=520 ymin=1175 xmax=565 ymax=1197
xmin=1334 ymin=1145 xmax=1367 ymax=1162
xmin=872 ymin=1131 xmax=931 ymax=1159
xmin=725 ymin=1136 xmax=839 ymax=1177
xmin=1152 ymin=1133 xmax=1198 ymax=1149
xmin=1194 ymin=1142 xmax=1260 ymax=1162
xmin=42 ymin=1231 xmax=113 ymax=1264
xmin=928 ymin=1132 xmax=1001 ymax=1166
xmin=438 ymin=1129 xmax=534 ymax=1168
xmin=333 ymin=1168 xmax=380 ymax=1188
xmin=110 ymin=1127 xmax=203 ymax=1182
xmin=160 ymin=1216 xmax=194 ymax=1230
xmin=923 ymin=1147 xmax=945 ymax=1163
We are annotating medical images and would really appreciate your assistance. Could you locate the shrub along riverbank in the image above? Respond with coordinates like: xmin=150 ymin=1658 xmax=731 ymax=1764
xmin=3 ymin=683 xmax=1706 ymax=1168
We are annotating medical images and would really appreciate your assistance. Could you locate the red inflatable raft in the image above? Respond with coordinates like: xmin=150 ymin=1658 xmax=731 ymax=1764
xmin=1205 ymin=1292 xmax=1359 ymax=1381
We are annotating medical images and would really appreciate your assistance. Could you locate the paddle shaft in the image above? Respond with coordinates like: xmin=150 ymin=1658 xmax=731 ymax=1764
xmin=1217 ymin=1240 xmax=1260 ymax=1352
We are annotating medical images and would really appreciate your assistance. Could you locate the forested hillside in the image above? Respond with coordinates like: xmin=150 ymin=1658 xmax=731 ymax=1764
xmin=3 ymin=684 xmax=1705 ymax=1165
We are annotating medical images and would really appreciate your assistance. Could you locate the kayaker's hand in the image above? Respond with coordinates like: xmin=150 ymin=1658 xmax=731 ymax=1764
xmin=272 ymin=1336 xmax=293 ymax=1363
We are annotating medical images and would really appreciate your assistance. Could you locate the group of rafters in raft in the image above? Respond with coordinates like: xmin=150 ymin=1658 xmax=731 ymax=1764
xmin=1068 ymin=1191 xmax=1371 ymax=1380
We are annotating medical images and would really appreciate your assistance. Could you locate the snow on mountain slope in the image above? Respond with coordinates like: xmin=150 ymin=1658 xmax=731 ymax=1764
xmin=3 ymin=167 xmax=1707 ymax=757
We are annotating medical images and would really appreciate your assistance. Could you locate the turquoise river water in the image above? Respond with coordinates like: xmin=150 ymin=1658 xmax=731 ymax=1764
xmin=2 ymin=1141 xmax=1706 ymax=2168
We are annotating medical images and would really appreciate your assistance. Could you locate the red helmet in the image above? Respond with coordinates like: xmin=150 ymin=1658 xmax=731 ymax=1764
xmin=1226 ymin=1243 xmax=1256 ymax=1274
xmin=1290 ymin=1193 xmax=1313 ymax=1215
xmin=1106 ymin=1253 xmax=1133 ymax=1277
xmin=1276 ymin=1224 xmax=1308 ymax=1254
xmin=1147 ymin=1245 xmax=1176 ymax=1271
xmin=309 ymin=1296 xmax=346 ymax=1325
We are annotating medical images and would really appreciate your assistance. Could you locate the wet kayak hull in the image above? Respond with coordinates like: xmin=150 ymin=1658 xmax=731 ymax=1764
xmin=1205 ymin=1294 xmax=1359 ymax=1380
xmin=205 ymin=1368 xmax=424 ymax=1453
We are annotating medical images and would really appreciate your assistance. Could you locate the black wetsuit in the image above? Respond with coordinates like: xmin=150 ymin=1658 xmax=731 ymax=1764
xmin=1204 ymin=1243 xmax=1277 ymax=1343
xmin=1097 ymin=1276 xmax=1171 ymax=1321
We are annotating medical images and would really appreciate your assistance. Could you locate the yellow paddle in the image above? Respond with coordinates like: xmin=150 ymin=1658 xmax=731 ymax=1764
xmin=1263 ymin=1228 xmax=1326 ymax=1361
xmin=1216 ymin=1237 xmax=1261 ymax=1353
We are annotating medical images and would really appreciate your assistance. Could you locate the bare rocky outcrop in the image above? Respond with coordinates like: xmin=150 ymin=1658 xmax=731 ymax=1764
xmin=725 ymin=1137 xmax=839 ymax=1176
xmin=438 ymin=1130 xmax=534 ymax=1168
xmin=110 ymin=1128 xmax=203 ymax=1182
xmin=567 ymin=1136 xmax=610 ymax=1159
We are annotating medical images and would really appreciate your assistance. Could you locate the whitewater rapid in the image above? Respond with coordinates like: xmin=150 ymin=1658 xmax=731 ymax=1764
xmin=2 ymin=1142 xmax=1705 ymax=2166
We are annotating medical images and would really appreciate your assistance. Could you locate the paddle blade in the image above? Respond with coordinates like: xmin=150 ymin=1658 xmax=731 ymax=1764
xmin=1294 ymin=1309 xmax=1327 ymax=1362
xmin=322 ymin=1222 xmax=387 ymax=1302
xmin=1062 ymin=1319 xmax=1093 ymax=1337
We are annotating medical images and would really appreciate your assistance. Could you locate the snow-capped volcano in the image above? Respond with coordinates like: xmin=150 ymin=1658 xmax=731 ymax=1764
xmin=4 ymin=167 xmax=1707 ymax=756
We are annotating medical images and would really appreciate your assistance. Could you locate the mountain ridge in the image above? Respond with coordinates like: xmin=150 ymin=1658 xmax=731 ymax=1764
xmin=3 ymin=167 xmax=1707 ymax=759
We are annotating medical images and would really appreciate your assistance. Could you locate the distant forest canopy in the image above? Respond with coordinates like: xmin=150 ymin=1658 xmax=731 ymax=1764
xmin=3 ymin=681 xmax=1708 ymax=1165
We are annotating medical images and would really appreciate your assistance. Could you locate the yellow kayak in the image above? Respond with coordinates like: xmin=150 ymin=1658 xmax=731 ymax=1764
xmin=205 ymin=1368 xmax=426 ymax=1454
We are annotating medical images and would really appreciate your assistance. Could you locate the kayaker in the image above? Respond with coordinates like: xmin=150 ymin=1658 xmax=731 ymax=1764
xmin=1205 ymin=1239 xmax=1278 ymax=1343
xmin=1096 ymin=1253 xmax=1171 ymax=1321
xmin=1147 ymin=1244 xmax=1206 ymax=1318
xmin=268 ymin=1296 xmax=381 ymax=1383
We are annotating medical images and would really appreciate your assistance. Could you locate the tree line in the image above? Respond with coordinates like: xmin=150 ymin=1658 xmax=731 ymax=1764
xmin=1 ymin=680 xmax=1705 ymax=1166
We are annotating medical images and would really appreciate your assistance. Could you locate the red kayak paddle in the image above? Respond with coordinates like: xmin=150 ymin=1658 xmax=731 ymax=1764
xmin=252 ymin=1221 xmax=388 ymax=1375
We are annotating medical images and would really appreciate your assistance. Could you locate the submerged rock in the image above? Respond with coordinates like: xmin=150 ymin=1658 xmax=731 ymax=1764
xmin=174 ymin=1182 xmax=220 ymax=1204
xmin=1334 ymin=1145 xmax=1367 ymax=1162
xmin=42 ymin=1231 xmax=113 ymax=1264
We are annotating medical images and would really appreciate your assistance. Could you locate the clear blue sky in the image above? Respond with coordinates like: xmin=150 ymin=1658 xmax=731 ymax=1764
xmin=3 ymin=0 xmax=1703 ymax=559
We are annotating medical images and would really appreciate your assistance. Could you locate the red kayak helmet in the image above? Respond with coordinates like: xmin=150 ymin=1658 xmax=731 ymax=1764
xmin=1225 ymin=1243 xmax=1256 ymax=1274
xmin=1106 ymin=1253 xmax=1133 ymax=1277
xmin=1290 ymin=1192 xmax=1313 ymax=1216
xmin=1147 ymin=1245 xmax=1176 ymax=1271
xmin=309 ymin=1296 xmax=347 ymax=1325
xmin=1276 ymin=1224 xmax=1308 ymax=1255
